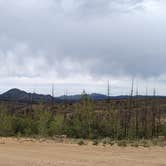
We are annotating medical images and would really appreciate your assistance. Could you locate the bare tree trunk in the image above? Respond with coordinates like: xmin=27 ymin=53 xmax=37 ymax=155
xmin=127 ymin=78 xmax=134 ymax=138
xmin=51 ymin=84 xmax=54 ymax=108
xmin=151 ymin=89 xmax=156 ymax=138
xmin=135 ymin=85 xmax=139 ymax=138
xmin=156 ymin=98 xmax=161 ymax=138
xmin=107 ymin=80 xmax=110 ymax=112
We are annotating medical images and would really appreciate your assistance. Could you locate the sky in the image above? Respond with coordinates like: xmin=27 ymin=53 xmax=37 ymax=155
xmin=0 ymin=0 xmax=166 ymax=96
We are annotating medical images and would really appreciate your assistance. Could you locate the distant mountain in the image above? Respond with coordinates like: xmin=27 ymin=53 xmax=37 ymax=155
xmin=59 ymin=94 xmax=82 ymax=101
xmin=0 ymin=88 xmax=58 ymax=103
xmin=59 ymin=93 xmax=108 ymax=101
xmin=0 ymin=88 xmax=164 ymax=103
xmin=90 ymin=93 xmax=108 ymax=100
xmin=0 ymin=89 xmax=110 ymax=103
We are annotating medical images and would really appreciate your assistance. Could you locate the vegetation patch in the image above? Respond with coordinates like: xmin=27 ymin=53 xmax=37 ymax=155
xmin=92 ymin=139 xmax=99 ymax=146
xmin=78 ymin=139 xmax=86 ymax=146
xmin=117 ymin=140 xmax=127 ymax=147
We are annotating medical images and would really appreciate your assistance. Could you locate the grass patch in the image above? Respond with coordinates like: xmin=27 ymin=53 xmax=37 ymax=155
xmin=139 ymin=140 xmax=151 ymax=148
xmin=77 ymin=139 xmax=86 ymax=146
xmin=117 ymin=140 xmax=127 ymax=147
xmin=130 ymin=142 xmax=139 ymax=147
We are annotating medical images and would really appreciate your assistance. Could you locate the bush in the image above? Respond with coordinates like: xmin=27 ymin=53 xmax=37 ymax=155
xmin=102 ymin=140 xmax=107 ymax=146
xmin=131 ymin=142 xmax=139 ymax=147
xmin=92 ymin=139 xmax=99 ymax=146
xmin=117 ymin=140 xmax=127 ymax=147
xmin=109 ymin=141 xmax=114 ymax=146
xmin=48 ymin=114 xmax=64 ymax=136
xmin=78 ymin=139 xmax=85 ymax=145
xmin=157 ymin=141 xmax=166 ymax=147
xmin=101 ymin=137 xmax=112 ymax=145
xmin=0 ymin=114 xmax=14 ymax=136
xmin=139 ymin=140 xmax=150 ymax=148
xmin=152 ymin=139 xmax=158 ymax=146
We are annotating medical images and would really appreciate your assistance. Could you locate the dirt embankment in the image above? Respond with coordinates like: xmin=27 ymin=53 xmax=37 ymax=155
xmin=0 ymin=137 xmax=166 ymax=166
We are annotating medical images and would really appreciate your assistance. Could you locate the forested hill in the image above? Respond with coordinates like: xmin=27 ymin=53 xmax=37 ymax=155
xmin=0 ymin=88 xmax=165 ymax=103
xmin=0 ymin=89 xmax=109 ymax=103
xmin=0 ymin=89 xmax=56 ymax=103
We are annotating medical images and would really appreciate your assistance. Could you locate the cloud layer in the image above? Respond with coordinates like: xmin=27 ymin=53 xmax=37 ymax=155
xmin=0 ymin=0 xmax=166 ymax=94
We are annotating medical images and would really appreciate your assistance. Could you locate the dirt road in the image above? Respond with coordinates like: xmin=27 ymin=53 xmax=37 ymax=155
xmin=0 ymin=138 xmax=166 ymax=166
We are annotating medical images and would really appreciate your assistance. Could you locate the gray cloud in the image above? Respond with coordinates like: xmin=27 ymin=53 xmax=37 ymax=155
xmin=75 ymin=0 xmax=145 ymax=17
xmin=0 ymin=0 xmax=166 ymax=82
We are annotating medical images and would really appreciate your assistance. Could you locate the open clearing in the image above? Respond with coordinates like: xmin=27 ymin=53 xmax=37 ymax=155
xmin=0 ymin=138 xmax=166 ymax=166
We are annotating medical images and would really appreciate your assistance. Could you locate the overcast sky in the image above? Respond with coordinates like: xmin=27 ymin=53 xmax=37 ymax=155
xmin=0 ymin=0 xmax=166 ymax=96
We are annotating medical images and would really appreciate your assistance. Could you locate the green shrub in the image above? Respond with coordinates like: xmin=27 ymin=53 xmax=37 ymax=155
xmin=92 ymin=139 xmax=99 ymax=146
xmin=158 ymin=141 xmax=166 ymax=147
xmin=102 ymin=140 xmax=107 ymax=146
xmin=131 ymin=142 xmax=139 ymax=147
xmin=78 ymin=139 xmax=85 ymax=145
xmin=140 ymin=140 xmax=150 ymax=148
xmin=117 ymin=140 xmax=127 ymax=147
xmin=48 ymin=114 xmax=64 ymax=136
xmin=152 ymin=139 xmax=158 ymax=146
xmin=101 ymin=137 xmax=112 ymax=145
xmin=0 ymin=113 xmax=14 ymax=136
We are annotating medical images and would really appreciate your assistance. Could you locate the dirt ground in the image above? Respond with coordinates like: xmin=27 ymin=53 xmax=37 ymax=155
xmin=0 ymin=138 xmax=166 ymax=166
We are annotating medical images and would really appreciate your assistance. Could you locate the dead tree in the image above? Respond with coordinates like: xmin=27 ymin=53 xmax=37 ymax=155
xmin=28 ymin=91 xmax=33 ymax=117
xmin=51 ymin=84 xmax=54 ymax=108
xmin=151 ymin=88 xmax=156 ymax=138
xmin=144 ymin=87 xmax=148 ymax=138
xmin=156 ymin=93 xmax=161 ymax=137
xmin=135 ymin=85 xmax=139 ymax=138
xmin=107 ymin=80 xmax=110 ymax=111
xmin=124 ymin=78 xmax=134 ymax=138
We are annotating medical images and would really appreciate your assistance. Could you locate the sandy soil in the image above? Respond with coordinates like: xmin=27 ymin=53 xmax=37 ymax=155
xmin=0 ymin=138 xmax=166 ymax=166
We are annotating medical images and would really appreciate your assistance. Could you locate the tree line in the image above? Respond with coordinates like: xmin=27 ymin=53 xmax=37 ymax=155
xmin=0 ymin=92 xmax=165 ymax=140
